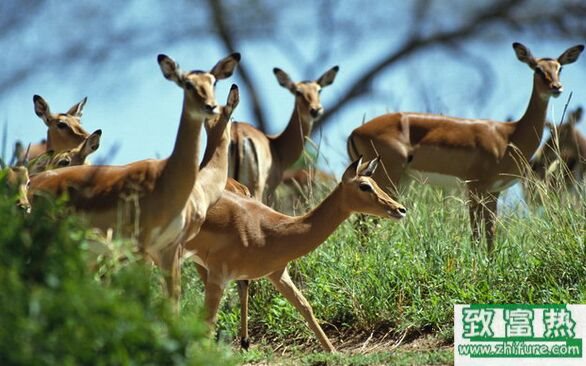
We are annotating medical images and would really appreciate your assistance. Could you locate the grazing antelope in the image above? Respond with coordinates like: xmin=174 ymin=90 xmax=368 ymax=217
xmin=29 ymin=53 xmax=240 ymax=303
xmin=347 ymin=43 xmax=584 ymax=252
xmin=28 ymin=129 xmax=102 ymax=175
xmin=185 ymin=157 xmax=407 ymax=352
xmin=1 ymin=159 xmax=31 ymax=212
xmin=530 ymin=107 xmax=586 ymax=189
xmin=229 ymin=65 xmax=339 ymax=203
xmin=13 ymin=95 xmax=91 ymax=163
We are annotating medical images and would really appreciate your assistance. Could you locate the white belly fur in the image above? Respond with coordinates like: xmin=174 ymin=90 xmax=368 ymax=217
xmin=406 ymin=169 xmax=518 ymax=192
xmin=183 ymin=250 xmax=207 ymax=269
xmin=148 ymin=208 xmax=188 ymax=257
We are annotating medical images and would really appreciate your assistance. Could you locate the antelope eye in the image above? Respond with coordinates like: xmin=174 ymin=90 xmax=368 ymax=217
xmin=359 ymin=183 xmax=373 ymax=192
xmin=295 ymin=90 xmax=302 ymax=97
xmin=185 ymin=82 xmax=195 ymax=91
xmin=56 ymin=121 xmax=68 ymax=129
xmin=57 ymin=159 xmax=70 ymax=167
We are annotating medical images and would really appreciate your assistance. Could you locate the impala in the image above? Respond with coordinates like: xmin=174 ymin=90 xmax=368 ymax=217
xmin=229 ymin=65 xmax=339 ymax=203
xmin=193 ymin=84 xmax=240 ymax=215
xmin=530 ymin=106 xmax=586 ymax=188
xmin=13 ymin=95 xmax=91 ymax=163
xmin=347 ymin=43 xmax=584 ymax=252
xmin=29 ymin=53 xmax=240 ymax=302
xmin=185 ymin=157 xmax=407 ymax=352
xmin=164 ymin=84 xmax=241 ymax=301
xmin=1 ymin=158 xmax=30 ymax=212
xmin=28 ymin=129 xmax=102 ymax=175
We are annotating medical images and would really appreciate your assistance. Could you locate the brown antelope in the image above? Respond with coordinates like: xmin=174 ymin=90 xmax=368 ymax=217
xmin=1 ymin=159 xmax=31 ymax=212
xmin=28 ymin=129 xmax=102 ymax=175
xmin=347 ymin=43 xmax=584 ymax=252
xmin=171 ymin=84 xmax=241 ymax=295
xmin=13 ymin=95 xmax=91 ymax=163
xmin=184 ymin=157 xmax=407 ymax=352
xmin=29 ymin=53 xmax=240 ymax=303
xmin=229 ymin=65 xmax=339 ymax=203
xmin=530 ymin=107 xmax=586 ymax=188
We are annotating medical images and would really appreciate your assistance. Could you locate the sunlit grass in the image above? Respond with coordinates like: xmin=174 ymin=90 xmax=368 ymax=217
xmin=178 ymin=163 xmax=585 ymax=361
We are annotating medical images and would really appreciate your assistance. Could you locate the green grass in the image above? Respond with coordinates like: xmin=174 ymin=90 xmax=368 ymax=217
xmin=178 ymin=172 xmax=585 ymax=364
xmin=237 ymin=346 xmax=452 ymax=365
xmin=4 ymin=158 xmax=583 ymax=365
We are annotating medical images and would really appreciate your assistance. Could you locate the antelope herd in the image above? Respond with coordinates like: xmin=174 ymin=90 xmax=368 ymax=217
xmin=1 ymin=42 xmax=584 ymax=352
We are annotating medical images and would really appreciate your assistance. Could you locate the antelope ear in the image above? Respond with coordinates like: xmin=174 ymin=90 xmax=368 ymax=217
xmin=273 ymin=68 xmax=296 ymax=93
xmin=358 ymin=156 xmax=380 ymax=177
xmin=157 ymin=54 xmax=184 ymax=86
xmin=81 ymin=129 xmax=102 ymax=157
xmin=558 ymin=45 xmax=584 ymax=65
xmin=210 ymin=52 xmax=240 ymax=80
xmin=33 ymin=95 xmax=52 ymax=126
xmin=66 ymin=96 xmax=88 ymax=118
xmin=512 ymin=42 xmax=537 ymax=69
xmin=342 ymin=156 xmax=363 ymax=182
xmin=569 ymin=107 xmax=583 ymax=125
xmin=316 ymin=65 xmax=339 ymax=87
xmin=227 ymin=84 xmax=239 ymax=109
xmin=223 ymin=84 xmax=240 ymax=118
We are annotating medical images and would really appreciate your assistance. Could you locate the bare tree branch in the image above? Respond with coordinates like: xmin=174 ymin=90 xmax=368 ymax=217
xmin=2 ymin=0 xmax=586 ymax=139
xmin=206 ymin=0 xmax=268 ymax=131
xmin=314 ymin=0 xmax=525 ymax=132
xmin=445 ymin=42 xmax=496 ymax=114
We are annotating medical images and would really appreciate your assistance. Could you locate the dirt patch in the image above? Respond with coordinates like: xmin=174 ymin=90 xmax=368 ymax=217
xmin=239 ymin=330 xmax=453 ymax=365
xmin=330 ymin=331 xmax=450 ymax=354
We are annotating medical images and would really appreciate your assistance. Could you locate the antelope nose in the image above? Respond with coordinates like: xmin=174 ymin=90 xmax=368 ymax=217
xmin=205 ymin=104 xmax=219 ymax=114
xmin=398 ymin=207 xmax=407 ymax=216
xmin=310 ymin=107 xmax=323 ymax=118
xmin=17 ymin=202 xmax=31 ymax=213
xmin=551 ymin=83 xmax=563 ymax=93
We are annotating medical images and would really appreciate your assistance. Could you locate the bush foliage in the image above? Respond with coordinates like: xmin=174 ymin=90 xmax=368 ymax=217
xmin=0 ymin=182 xmax=234 ymax=366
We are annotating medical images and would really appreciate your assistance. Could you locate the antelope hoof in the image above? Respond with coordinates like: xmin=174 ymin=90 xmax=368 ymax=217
xmin=240 ymin=337 xmax=250 ymax=350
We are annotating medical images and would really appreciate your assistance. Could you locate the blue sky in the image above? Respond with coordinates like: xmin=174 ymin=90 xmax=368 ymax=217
xmin=2 ymin=3 xmax=585 ymax=184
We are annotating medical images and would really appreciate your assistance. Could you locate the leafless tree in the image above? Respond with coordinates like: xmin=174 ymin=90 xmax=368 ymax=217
xmin=1 ymin=0 xmax=585 ymax=134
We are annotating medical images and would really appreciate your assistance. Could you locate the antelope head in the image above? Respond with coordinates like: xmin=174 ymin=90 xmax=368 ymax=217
xmin=158 ymin=53 xmax=241 ymax=119
xmin=28 ymin=129 xmax=102 ymax=174
xmin=273 ymin=65 xmax=339 ymax=120
xmin=513 ymin=42 xmax=584 ymax=99
xmin=1 ymin=158 xmax=31 ymax=213
xmin=340 ymin=156 xmax=407 ymax=220
xmin=33 ymin=95 xmax=90 ymax=151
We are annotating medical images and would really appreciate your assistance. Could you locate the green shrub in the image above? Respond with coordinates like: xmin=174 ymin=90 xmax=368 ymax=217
xmin=0 ymin=182 xmax=234 ymax=366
